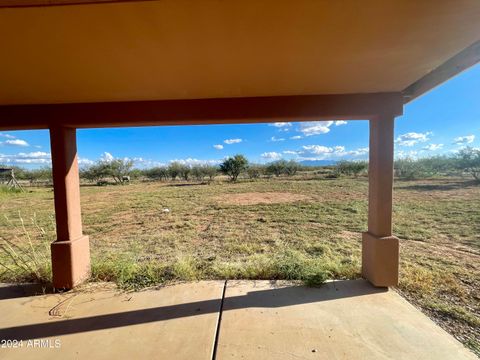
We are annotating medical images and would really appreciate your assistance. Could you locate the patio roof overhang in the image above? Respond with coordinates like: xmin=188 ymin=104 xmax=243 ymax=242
xmin=1 ymin=0 xmax=479 ymax=290
xmin=0 ymin=0 xmax=479 ymax=129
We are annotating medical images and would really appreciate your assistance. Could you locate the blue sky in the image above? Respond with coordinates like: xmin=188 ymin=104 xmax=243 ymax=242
xmin=1 ymin=64 xmax=479 ymax=169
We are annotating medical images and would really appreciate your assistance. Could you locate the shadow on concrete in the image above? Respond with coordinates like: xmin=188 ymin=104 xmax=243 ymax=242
xmin=0 ymin=283 xmax=53 ymax=300
xmin=0 ymin=280 xmax=385 ymax=340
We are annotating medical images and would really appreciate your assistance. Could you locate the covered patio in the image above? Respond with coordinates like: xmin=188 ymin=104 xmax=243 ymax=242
xmin=0 ymin=0 xmax=479 ymax=357
xmin=0 ymin=0 xmax=478 ymax=290
xmin=0 ymin=280 xmax=477 ymax=359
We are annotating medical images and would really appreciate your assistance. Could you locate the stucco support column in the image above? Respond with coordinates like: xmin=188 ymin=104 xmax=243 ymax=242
xmin=362 ymin=115 xmax=399 ymax=287
xmin=49 ymin=126 xmax=90 ymax=289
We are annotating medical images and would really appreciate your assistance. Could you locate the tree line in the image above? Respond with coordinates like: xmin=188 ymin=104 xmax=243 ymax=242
xmin=1 ymin=147 xmax=479 ymax=185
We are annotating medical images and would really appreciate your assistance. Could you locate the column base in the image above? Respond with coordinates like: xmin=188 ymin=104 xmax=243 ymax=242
xmin=362 ymin=232 xmax=399 ymax=287
xmin=51 ymin=235 xmax=91 ymax=289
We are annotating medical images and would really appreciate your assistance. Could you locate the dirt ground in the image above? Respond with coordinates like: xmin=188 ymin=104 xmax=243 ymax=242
xmin=217 ymin=191 xmax=310 ymax=205
xmin=0 ymin=175 xmax=479 ymax=355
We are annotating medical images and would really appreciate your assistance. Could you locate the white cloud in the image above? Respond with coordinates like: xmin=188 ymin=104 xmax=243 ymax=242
xmin=334 ymin=121 xmax=348 ymax=126
xmin=302 ymin=145 xmax=338 ymax=155
xmin=269 ymin=122 xmax=292 ymax=128
xmin=283 ymin=150 xmax=299 ymax=155
xmin=261 ymin=152 xmax=282 ymax=160
xmin=78 ymin=157 xmax=95 ymax=166
xmin=169 ymin=158 xmax=221 ymax=166
xmin=79 ymin=152 xmax=220 ymax=169
xmin=213 ymin=144 xmax=224 ymax=150
xmin=0 ymin=151 xmax=51 ymax=165
xmin=100 ymin=152 xmax=115 ymax=162
xmin=1 ymin=139 xmax=29 ymax=147
xmin=298 ymin=121 xmax=334 ymax=136
xmin=453 ymin=135 xmax=475 ymax=145
xmin=396 ymin=150 xmax=418 ymax=159
xmin=270 ymin=136 xmax=285 ymax=142
xmin=96 ymin=152 xmax=160 ymax=168
xmin=422 ymin=143 xmax=444 ymax=151
xmin=0 ymin=133 xmax=16 ymax=139
xmin=224 ymin=138 xmax=242 ymax=145
xmin=298 ymin=145 xmax=368 ymax=160
xmin=395 ymin=132 xmax=431 ymax=147
xmin=290 ymin=135 xmax=303 ymax=140
xmin=348 ymin=147 xmax=369 ymax=156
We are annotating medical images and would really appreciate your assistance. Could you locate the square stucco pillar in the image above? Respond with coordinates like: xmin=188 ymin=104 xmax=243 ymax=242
xmin=362 ymin=115 xmax=399 ymax=287
xmin=50 ymin=126 xmax=90 ymax=289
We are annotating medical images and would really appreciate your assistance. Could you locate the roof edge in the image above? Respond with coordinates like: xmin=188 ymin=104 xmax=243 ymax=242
xmin=403 ymin=40 xmax=480 ymax=104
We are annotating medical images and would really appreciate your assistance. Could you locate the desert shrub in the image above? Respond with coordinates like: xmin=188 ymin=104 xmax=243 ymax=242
xmin=178 ymin=164 xmax=191 ymax=181
xmin=266 ymin=160 xmax=301 ymax=177
xmin=106 ymin=159 xmax=134 ymax=184
xmin=284 ymin=160 xmax=301 ymax=176
xmin=457 ymin=147 xmax=480 ymax=183
xmin=247 ymin=164 xmax=264 ymax=179
xmin=395 ymin=158 xmax=437 ymax=180
xmin=80 ymin=163 xmax=106 ymax=183
xmin=190 ymin=165 xmax=217 ymax=181
xmin=393 ymin=155 xmax=464 ymax=180
xmin=190 ymin=165 xmax=204 ymax=181
xmin=266 ymin=160 xmax=287 ymax=177
xmin=220 ymin=155 xmax=248 ymax=181
xmin=336 ymin=161 xmax=367 ymax=177
xmin=23 ymin=167 xmax=52 ymax=184
xmin=128 ymin=169 xmax=143 ymax=180
xmin=0 ymin=213 xmax=54 ymax=284
xmin=81 ymin=158 xmax=134 ymax=184
xmin=418 ymin=156 xmax=456 ymax=174
xmin=202 ymin=165 xmax=218 ymax=181
xmin=167 ymin=162 xmax=183 ymax=180
xmin=143 ymin=166 xmax=169 ymax=181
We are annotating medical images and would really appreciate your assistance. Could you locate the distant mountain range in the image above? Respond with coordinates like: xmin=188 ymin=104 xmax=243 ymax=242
xmin=299 ymin=160 xmax=337 ymax=167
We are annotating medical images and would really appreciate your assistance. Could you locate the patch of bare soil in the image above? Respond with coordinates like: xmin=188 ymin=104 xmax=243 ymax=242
xmin=218 ymin=192 xmax=310 ymax=205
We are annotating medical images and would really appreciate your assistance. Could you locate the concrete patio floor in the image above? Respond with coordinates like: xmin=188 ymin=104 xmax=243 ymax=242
xmin=0 ymin=280 xmax=475 ymax=360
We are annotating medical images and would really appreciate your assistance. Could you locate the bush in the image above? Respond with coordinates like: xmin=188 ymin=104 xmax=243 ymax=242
xmin=80 ymin=163 xmax=106 ymax=183
xmin=167 ymin=162 xmax=183 ymax=180
xmin=24 ymin=167 xmax=52 ymax=185
xmin=266 ymin=160 xmax=301 ymax=177
xmin=394 ymin=156 xmax=462 ymax=180
xmin=81 ymin=158 xmax=134 ymax=184
xmin=336 ymin=161 xmax=367 ymax=177
xmin=457 ymin=147 xmax=480 ymax=182
xmin=202 ymin=165 xmax=218 ymax=181
xmin=0 ymin=213 xmax=53 ymax=284
xmin=178 ymin=164 xmax=191 ymax=181
xmin=191 ymin=165 xmax=218 ymax=181
xmin=284 ymin=160 xmax=301 ymax=176
xmin=107 ymin=159 xmax=134 ymax=183
xmin=220 ymin=155 xmax=248 ymax=181
xmin=266 ymin=160 xmax=286 ymax=177
xmin=395 ymin=158 xmax=439 ymax=180
xmin=247 ymin=164 xmax=264 ymax=179
xmin=143 ymin=166 xmax=169 ymax=181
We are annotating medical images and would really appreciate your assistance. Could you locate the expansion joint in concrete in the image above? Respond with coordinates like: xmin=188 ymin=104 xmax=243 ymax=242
xmin=212 ymin=280 xmax=227 ymax=360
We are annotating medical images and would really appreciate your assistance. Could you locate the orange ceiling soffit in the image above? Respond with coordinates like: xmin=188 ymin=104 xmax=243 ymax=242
xmin=403 ymin=40 xmax=480 ymax=103
xmin=0 ymin=93 xmax=403 ymax=131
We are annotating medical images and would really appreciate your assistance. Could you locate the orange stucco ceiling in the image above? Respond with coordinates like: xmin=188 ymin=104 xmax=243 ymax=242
xmin=0 ymin=0 xmax=479 ymax=105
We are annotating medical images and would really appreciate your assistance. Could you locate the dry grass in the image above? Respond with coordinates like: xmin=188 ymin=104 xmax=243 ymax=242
xmin=0 ymin=175 xmax=479 ymax=354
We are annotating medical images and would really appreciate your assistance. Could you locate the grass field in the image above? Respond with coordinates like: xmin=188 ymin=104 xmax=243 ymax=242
xmin=0 ymin=175 xmax=479 ymax=354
